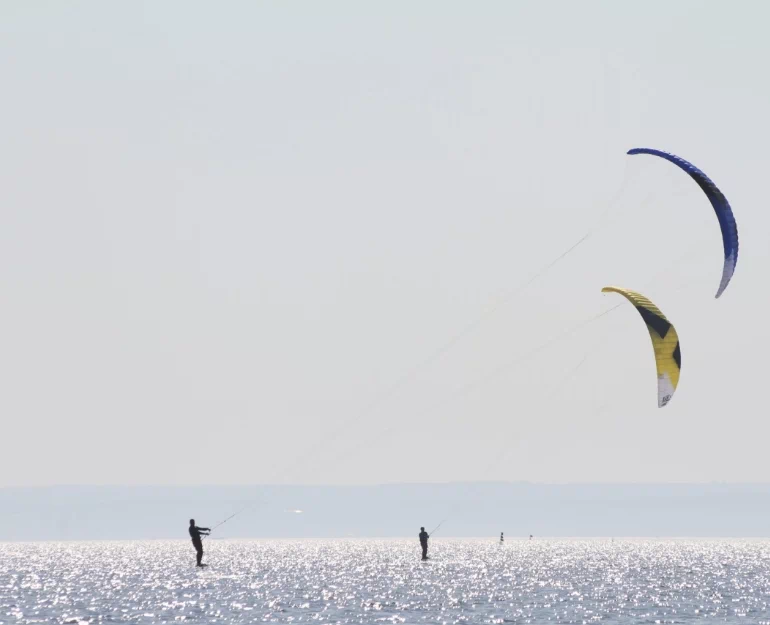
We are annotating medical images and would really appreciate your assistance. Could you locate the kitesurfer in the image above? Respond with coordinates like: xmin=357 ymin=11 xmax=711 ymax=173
xmin=419 ymin=526 xmax=429 ymax=560
xmin=189 ymin=519 xmax=210 ymax=567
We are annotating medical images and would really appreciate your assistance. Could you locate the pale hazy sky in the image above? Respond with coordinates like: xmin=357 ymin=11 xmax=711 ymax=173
xmin=1 ymin=1 xmax=769 ymax=487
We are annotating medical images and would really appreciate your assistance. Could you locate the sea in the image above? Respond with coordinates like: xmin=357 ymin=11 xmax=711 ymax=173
xmin=1 ymin=539 xmax=769 ymax=624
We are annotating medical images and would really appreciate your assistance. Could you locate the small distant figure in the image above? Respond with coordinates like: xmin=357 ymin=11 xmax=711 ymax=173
xmin=189 ymin=519 xmax=211 ymax=567
xmin=500 ymin=532 xmax=504 ymax=544
xmin=419 ymin=526 xmax=429 ymax=560
xmin=529 ymin=534 xmax=533 ymax=540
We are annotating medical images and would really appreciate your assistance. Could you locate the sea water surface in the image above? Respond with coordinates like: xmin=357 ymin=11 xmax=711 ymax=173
xmin=1 ymin=539 xmax=769 ymax=624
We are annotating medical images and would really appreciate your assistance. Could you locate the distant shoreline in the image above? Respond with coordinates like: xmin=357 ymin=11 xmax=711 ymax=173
xmin=1 ymin=482 xmax=770 ymax=541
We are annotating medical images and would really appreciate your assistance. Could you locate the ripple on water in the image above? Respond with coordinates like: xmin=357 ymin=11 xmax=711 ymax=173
xmin=1 ymin=539 xmax=770 ymax=624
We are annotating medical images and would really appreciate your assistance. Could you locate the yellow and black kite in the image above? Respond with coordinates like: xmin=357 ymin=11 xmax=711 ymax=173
xmin=602 ymin=286 xmax=681 ymax=408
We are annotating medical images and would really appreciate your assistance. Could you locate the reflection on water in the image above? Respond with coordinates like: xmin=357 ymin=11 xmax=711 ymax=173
xmin=1 ymin=539 xmax=770 ymax=623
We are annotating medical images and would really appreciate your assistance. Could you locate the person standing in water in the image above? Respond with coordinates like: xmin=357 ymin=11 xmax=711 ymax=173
xmin=500 ymin=532 xmax=504 ymax=544
xmin=419 ymin=527 xmax=429 ymax=560
xmin=189 ymin=519 xmax=211 ymax=567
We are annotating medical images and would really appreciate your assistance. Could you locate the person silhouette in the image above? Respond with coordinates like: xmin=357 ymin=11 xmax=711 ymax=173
xmin=419 ymin=526 xmax=429 ymax=560
xmin=189 ymin=519 xmax=211 ymax=567
xmin=500 ymin=532 xmax=504 ymax=543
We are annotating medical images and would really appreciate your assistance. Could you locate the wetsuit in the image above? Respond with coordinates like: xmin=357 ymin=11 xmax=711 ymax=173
xmin=419 ymin=530 xmax=429 ymax=560
xmin=189 ymin=524 xmax=210 ymax=566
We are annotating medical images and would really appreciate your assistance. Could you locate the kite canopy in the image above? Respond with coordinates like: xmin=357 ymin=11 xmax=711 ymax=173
xmin=602 ymin=286 xmax=681 ymax=408
xmin=627 ymin=148 xmax=738 ymax=299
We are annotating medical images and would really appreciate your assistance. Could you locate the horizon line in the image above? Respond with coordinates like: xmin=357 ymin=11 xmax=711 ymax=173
xmin=3 ymin=480 xmax=770 ymax=489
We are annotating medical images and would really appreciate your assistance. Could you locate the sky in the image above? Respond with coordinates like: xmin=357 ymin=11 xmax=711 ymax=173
xmin=1 ymin=1 xmax=769 ymax=487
